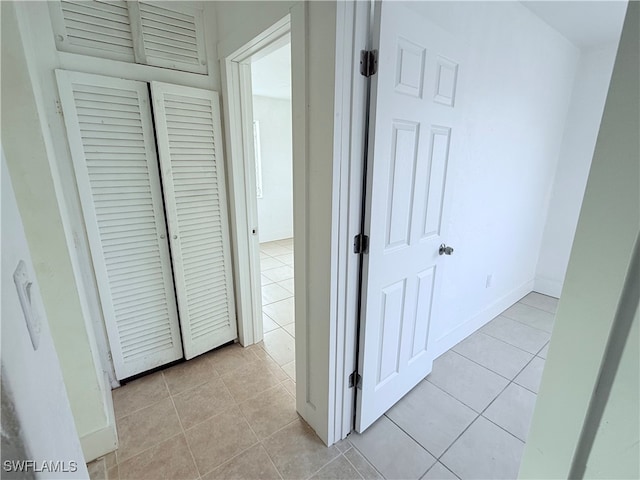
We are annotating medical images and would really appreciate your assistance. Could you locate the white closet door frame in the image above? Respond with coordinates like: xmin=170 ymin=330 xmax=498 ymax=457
xmin=151 ymin=81 xmax=238 ymax=359
xmin=56 ymin=69 xmax=183 ymax=379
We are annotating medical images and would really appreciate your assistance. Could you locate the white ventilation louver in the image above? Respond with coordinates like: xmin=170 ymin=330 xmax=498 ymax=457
xmin=50 ymin=0 xmax=136 ymax=63
xmin=137 ymin=2 xmax=207 ymax=74
xmin=49 ymin=1 xmax=207 ymax=74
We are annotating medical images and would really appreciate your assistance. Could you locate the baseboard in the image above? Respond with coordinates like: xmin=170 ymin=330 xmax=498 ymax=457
xmin=80 ymin=372 xmax=118 ymax=462
xmin=432 ymin=280 xmax=535 ymax=360
xmin=534 ymin=276 xmax=563 ymax=298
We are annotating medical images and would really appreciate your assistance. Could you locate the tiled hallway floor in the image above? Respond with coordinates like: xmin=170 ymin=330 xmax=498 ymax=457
xmin=349 ymin=292 xmax=557 ymax=480
xmin=88 ymin=291 xmax=556 ymax=480
xmin=259 ymin=238 xmax=296 ymax=379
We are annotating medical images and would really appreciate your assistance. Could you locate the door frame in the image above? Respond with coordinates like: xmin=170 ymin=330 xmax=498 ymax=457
xmin=220 ymin=1 xmax=369 ymax=444
xmin=220 ymin=16 xmax=291 ymax=347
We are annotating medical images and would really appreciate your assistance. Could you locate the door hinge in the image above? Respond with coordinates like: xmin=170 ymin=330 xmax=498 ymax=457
xmin=360 ymin=49 xmax=378 ymax=77
xmin=353 ymin=233 xmax=369 ymax=254
xmin=348 ymin=371 xmax=362 ymax=389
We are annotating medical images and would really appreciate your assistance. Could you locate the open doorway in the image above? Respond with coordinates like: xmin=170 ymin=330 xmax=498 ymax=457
xmin=250 ymin=42 xmax=296 ymax=379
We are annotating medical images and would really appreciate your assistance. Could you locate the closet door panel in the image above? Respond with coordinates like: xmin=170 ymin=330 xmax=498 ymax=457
xmin=151 ymin=82 xmax=237 ymax=359
xmin=56 ymin=70 xmax=183 ymax=379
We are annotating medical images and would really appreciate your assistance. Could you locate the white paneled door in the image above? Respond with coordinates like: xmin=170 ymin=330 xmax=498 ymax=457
xmin=356 ymin=3 xmax=463 ymax=431
xmin=56 ymin=70 xmax=183 ymax=379
xmin=57 ymin=71 xmax=237 ymax=378
xmin=151 ymin=82 xmax=237 ymax=359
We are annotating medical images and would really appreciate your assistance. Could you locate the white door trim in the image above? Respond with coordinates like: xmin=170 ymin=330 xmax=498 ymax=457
xmin=219 ymin=15 xmax=292 ymax=348
xmin=329 ymin=0 xmax=371 ymax=442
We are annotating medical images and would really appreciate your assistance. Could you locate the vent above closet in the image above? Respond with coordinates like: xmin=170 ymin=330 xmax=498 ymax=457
xmin=49 ymin=0 xmax=208 ymax=75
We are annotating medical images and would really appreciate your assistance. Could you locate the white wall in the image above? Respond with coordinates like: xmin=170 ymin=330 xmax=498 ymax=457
xmin=1 ymin=152 xmax=88 ymax=479
xmin=535 ymin=42 xmax=619 ymax=297
xmin=520 ymin=2 xmax=639 ymax=476
xmin=405 ymin=2 xmax=580 ymax=356
xmin=252 ymin=95 xmax=293 ymax=243
xmin=1 ymin=2 xmax=116 ymax=460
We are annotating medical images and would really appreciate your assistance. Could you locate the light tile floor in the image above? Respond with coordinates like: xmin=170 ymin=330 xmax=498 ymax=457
xmin=87 ymin=291 xmax=556 ymax=480
xmin=260 ymin=239 xmax=296 ymax=378
xmin=350 ymin=292 xmax=557 ymax=480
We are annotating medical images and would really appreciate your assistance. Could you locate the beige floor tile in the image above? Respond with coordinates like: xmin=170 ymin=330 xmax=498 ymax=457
xmin=262 ymin=283 xmax=293 ymax=305
xmin=262 ymin=356 xmax=290 ymax=382
xmin=107 ymin=465 xmax=119 ymax=480
xmin=173 ymin=377 xmax=236 ymax=429
xmin=310 ymin=455 xmax=362 ymax=480
xmin=282 ymin=379 xmax=296 ymax=397
xmin=115 ymin=398 xmax=182 ymax=462
xmin=162 ymin=355 xmax=218 ymax=395
xmin=202 ymin=444 xmax=281 ymax=480
xmin=263 ymin=419 xmax=341 ymax=480
xmin=185 ymin=407 xmax=258 ymax=476
xmin=112 ymin=372 xmax=168 ymax=419
xmin=117 ymin=434 xmax=198 ymax=480
xmin=103 ymin=451 xmax=117 ymax=469
xmin=343 ymin=448 xmax=382 ymax=480
xmin=238 ymin=384 xmax=298 ymax=439
xmin=87 ymin=457 xmax=107 ymax=480
xmin=208 ymin=343 xmax=260 ymax=376
xmin=263 ymin=265 xmax=295 ymax=283
xmin=221 ymin=360 xmax=283 ymax=403
xmin=262 ymin=329 xmax=295 ymax=366
xmin=334 ymin=438 xmax=352 ymax=453
xmin=263 ymin=297 xmax=295 ymax=327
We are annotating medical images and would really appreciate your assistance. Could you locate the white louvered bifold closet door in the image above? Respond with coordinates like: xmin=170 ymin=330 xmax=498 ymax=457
xmin=151 ymin=82 xmax=237 ymax=359
xmin=56 ymin=70 xmax=183 ymax=379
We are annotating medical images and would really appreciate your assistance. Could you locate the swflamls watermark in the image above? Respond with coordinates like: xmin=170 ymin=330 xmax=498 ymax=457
xmin=3 ymin=460 xmax=79 ymax=473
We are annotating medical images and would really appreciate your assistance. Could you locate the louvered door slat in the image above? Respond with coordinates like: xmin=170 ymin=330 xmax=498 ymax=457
xmin=151 ymin=82 xmax=237 ymax=359
xmin=56 ymin=70 xmax=183 ymax=379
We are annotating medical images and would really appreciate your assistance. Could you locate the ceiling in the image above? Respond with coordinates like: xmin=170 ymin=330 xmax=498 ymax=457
xmin=521 ymin=1 xmax=627 ymax=48
xmin=251 ymin=43 xmax=291 ymax=100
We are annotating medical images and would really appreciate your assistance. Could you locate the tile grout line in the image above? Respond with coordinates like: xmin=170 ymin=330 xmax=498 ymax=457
xmin=162 ymin=372 xmax=201 ymax=479
xmin=341 ymin=447 xmax=372 ymax=480
xmin=433 ymin=350 xmax=541 ymax=472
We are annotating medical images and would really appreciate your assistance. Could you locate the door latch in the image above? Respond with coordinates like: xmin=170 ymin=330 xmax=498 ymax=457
xmin=439 ymin=244 xmax=454 ymax=255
